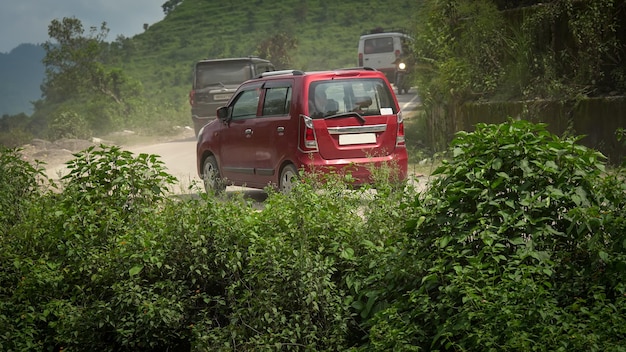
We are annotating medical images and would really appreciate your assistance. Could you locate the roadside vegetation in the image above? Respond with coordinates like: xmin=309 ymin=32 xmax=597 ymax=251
xmin=411 ymin=0 xmax=625 ymax=152
xmin=2 ymin=119 xmax=624 ymax=351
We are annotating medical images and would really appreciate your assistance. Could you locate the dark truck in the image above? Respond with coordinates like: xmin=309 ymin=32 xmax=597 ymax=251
xmin=189 ymin=57 xmax=275 ymax=135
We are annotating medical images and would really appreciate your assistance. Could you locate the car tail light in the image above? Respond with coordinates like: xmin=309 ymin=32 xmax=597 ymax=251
xmin=189 ymin=90 xmax=195 ymax=106
xmin=358 ymin=53 xmax=363 ymax=66
xmin=302 ymin=115 xmax=318 ymax=151
xmin=396 ymin=111 xmax=405 ymax=147
xmin=395 ymin=49 xmax=401 ymax=58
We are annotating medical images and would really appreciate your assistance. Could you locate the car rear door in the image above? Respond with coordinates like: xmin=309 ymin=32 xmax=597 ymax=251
xmin=361 ymin=35 xmax=396 ymax=71
xmin=252 ymin=79 xmax=294 ymax=186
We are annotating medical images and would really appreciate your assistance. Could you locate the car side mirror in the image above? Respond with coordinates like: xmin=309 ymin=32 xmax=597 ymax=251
xmin=217 ymin=106 xmax=230 ymax=122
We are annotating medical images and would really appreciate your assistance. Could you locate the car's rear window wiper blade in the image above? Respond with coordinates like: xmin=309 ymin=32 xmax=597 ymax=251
xmin=323 ymin=112 xmax=366 ymax=124
xmin=201 ymin=82 xmax=226 ymax=88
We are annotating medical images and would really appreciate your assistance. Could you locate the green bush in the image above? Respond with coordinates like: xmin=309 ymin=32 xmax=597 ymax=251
xmin=47 ymin=109 xmax=92 ymax=140
xmin=1 ymin=121 xmax=625 ymax=351
xmin=0 ymin=146 xmax=49 ymax=234
xmin=365 ymin=119 xmax=626 ymax=351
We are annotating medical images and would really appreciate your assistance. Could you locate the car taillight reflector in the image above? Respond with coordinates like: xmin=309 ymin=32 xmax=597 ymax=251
xmin=302 ymin=115 xmax=318 ymax=151
xmin=305 ymin=128 xmax=317 ymax=149
xmin=396 ymin=112 xmax=405 ymax=146
xmin=358 ymin=53 xmax=363 ymax=66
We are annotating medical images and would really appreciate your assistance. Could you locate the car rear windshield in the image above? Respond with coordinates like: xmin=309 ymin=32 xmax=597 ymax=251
xmin=363 ymin=37 xmax=394 ymax=54
xmin=308 ymin=78 xmax=397 ymax=118
xmin=195 ymin=61 xmax=253 ymax=88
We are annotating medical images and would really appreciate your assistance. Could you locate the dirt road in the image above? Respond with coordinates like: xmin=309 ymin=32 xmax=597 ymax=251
xmin=127 ymin=135 xmax=200 ymax=193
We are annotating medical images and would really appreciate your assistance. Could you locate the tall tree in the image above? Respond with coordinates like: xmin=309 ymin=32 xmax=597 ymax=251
xmin=41 ymin=17 xmax=110 ymax=103
xmin=42 ymin=17 xmax=140 ymax=107
xmin=256 ymin=32 xmax=297 ymax=70
xmin=38 ymin=17 xmax=143 ymax=135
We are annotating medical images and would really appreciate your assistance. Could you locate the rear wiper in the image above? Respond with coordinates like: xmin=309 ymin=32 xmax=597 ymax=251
xmin=323 ymin=112 xmax=366 ymax=124
xmin=202 ymin=82 xmax=226 ymax=88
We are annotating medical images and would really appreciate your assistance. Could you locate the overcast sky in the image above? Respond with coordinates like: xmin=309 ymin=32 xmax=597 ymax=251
xmin=0 ymin=1 xmax=165 ymax=53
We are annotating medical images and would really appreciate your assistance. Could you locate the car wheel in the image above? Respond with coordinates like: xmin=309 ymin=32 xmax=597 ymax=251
xmin=278 ymin=164 xmax=299 ymax=194
xmin=202 ymin=155 xmax=225 ymax=194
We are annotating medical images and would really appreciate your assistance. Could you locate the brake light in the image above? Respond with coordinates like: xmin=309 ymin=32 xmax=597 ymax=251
xmin=302 ymin=115 xmax=318 ymax=151
xmin=189 ymin=90 xmax=195 ymax=106
xmin=358 ymin=53 xmax=363 ymax=66
xmin=396 ymin=111 xmax=405 ymax=147
xmin=395 ymin=49 xmax=400 ymax=58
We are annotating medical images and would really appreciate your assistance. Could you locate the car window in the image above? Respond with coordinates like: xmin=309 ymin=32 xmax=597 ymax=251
xmin=231 ymin=89 xmax=260 ymax=120
xmin=262 ymin=87 xmax=291 ymax=116
xmin=196 ymin=62 xmax=253 ymax=88
xmin=308 ymin=79 xmax=396 ymax=118
xmin=255 ymin=63 xmax=275 ymax=76
xmin=364 ymin=37 xmax=394 ymax=54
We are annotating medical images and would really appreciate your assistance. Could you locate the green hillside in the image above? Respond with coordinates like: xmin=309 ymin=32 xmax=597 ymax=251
xmin=119 ymin=0 xmax=419 ymax=104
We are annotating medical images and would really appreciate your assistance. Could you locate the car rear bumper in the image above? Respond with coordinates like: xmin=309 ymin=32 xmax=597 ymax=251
xmin=296 ymin=149 xmax=408 ymax=184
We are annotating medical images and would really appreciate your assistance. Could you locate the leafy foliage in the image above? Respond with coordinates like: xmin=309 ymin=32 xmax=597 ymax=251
xmin=0 ymin=112 xmax=35 ymax=147
xmin=412 ymin=0 xmax=625 ymax=105
xmin=1 ymin=120 xmax=625 ymax=350
xmin=0 ymin=146 xmax=49 ymax=235
xmin=47 ymin=109 xmax=91 ymax=140
xmin=35 ymin=17 xmax=147 ymax=137
xmin=365 ymin=119 xmax=626 ymax=351
xmin=412 ymin=0 xmax=507 ymax=104
xmin=257 ymin=32 xmax=298 ymax=69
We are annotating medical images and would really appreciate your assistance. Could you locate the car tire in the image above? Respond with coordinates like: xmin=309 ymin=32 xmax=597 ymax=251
xmin=278 ymin=164 xmax=299 ymax=194
xmin=202 ymin=155 xmax=226 ymax=194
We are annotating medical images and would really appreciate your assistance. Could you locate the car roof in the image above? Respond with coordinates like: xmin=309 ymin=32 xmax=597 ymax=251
xmin=249 ymin=68 xmax=388 ymax=83
xmin=359 ymin=32 xmax=411 ymax=40
xmin=195 ymin=57 xmax=271 ymax=64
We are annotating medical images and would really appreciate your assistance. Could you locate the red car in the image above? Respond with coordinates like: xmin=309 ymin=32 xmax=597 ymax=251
xmin=196 ymin=68 xmax=408 ymax=193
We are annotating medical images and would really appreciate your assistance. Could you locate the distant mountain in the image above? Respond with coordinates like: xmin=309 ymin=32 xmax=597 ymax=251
xmin=0 ymin=44 xmax=45 ymax=116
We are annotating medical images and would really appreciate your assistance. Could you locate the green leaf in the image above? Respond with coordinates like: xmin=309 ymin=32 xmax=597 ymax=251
xmin=415 ymin=216 xmax=426 ymax=230
xmin=439 ymin=236 xmax=451 ymax=248
xmin=509 ymin=237 xmax=525 ymax=246
xmin=421 ymin=273 xmax=437 ymax=285
xmin=492 ymin=158 xmax=502 ymax=170
xmin=340 ymin=247 xmax=355 ymax=260
xmin=529 ymin=250 xmax=550 ymax=262
xmin=599 ymin=251 xmax=609 ymax=262
xmin=129 ymin=265 xmax=143 ymax=277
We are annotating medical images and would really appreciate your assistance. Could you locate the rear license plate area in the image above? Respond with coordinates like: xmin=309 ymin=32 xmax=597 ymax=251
xmin=339 ymin=133 xmax=376 ymax=145
xmin=213 ymin=94 xmax=232 ymax=101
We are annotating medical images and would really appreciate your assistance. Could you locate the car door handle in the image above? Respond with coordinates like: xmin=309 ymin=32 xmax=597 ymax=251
xmin=245 ymin=128 xmax=253 ymax=136
xmin=277 ymin=126 xmax=285 ymax=133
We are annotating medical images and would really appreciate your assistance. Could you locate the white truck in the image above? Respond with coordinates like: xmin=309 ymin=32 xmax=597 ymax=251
xmin=357 ymin=29 xmax=412 ymax=84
